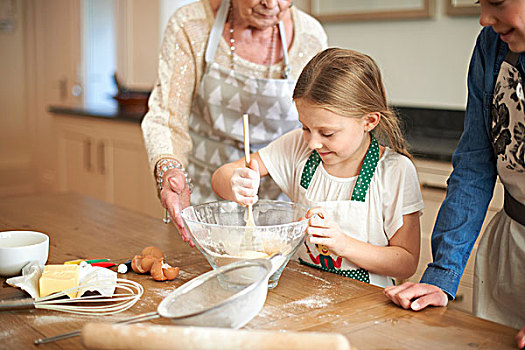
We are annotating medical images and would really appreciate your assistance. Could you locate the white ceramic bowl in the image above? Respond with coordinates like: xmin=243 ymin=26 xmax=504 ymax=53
xmin=0 ymin=230 xmax=49 ymax=277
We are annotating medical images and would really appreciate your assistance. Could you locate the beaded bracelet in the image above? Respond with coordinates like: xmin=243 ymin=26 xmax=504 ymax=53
xmin=155 ymin=158 xmax=193 ymax=193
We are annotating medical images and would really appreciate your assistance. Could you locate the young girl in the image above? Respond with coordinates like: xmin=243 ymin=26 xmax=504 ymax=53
xmin=212 ymin=48 xmax=424 ymax=287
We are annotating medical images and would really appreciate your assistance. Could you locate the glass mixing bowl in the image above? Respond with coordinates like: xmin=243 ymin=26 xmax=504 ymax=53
xmin=181 ymin=200 xmax=309 ymax=289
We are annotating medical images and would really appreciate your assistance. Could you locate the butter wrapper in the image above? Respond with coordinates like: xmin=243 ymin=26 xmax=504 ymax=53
xmin=77 ymin=263 xmax=117 ymax=297
xmin=6 ymin=261 xmax=43 ymax=298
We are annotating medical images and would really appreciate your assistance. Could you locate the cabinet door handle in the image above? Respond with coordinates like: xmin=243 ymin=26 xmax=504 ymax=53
xmin=98 ymin=141 xmax=105 ymax=175
xmin=84 ymin=139 xmax=92 ymax=172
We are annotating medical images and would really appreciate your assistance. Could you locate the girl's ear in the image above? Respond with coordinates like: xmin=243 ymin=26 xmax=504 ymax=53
xmin=363 ymin=112 xmax=381 ymax=132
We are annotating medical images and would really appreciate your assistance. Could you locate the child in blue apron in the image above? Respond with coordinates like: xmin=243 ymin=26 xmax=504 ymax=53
xmin=212 ymin=48 xmax=424 ymax=288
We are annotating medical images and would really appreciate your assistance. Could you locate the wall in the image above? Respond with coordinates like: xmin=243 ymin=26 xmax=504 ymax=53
xmin=321 ymin=1 xmax=482 ymax=109
xmin=0 ymin=0 xmax=34 ymax=195
xmin=159 ymin=0 xmax=196 ymax=38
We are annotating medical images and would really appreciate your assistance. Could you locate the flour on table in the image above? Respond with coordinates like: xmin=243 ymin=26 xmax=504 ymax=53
xmin=298 ymin=270 xmax=331 ymax=285
xmin=151 ymin=285 xmax=179 ymax=299
xmin=286 ymin=266 xmax=332 ymax=287
xmin=30 ymin=314 xmax=76 ymax=326
xmin=0 ymin=329 xmax=15 ymax=339
xmin=286 ymin=295 xmax=333 ymax=309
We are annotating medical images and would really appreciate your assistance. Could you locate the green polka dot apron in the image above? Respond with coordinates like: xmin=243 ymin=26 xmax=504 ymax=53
xmin=296 ymin=135 xmax=393 ymax=287
xmin=474 ymin=50 xmax=525 ymax=329
xmin=187 ymin=0 xmax=298 ymax=204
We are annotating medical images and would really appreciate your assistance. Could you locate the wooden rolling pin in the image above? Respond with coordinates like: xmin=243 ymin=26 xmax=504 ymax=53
xmin=81 ymin=323 xmax=354 ymax=350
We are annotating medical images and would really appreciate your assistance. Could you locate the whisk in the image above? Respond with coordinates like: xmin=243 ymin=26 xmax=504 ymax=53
xmin=0 ymin=278 xmax=143 ymax=316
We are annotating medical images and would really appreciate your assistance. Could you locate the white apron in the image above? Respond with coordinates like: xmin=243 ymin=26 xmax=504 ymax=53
xmin=187 ymin=0 xmax=299 ymax=204
xmin=474 ymin=51 xmax=525 ymax=329
xmin=295 ymin=135 xmax=393 ymax=288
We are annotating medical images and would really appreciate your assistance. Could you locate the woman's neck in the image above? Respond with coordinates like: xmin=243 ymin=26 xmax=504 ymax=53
xmin=211 ymin=0 xmax=293 ymax=67
xmin=233 ymin=24 xmax=275 ymax=46
xmin=229 ymin=3 xmax=286 ymax=40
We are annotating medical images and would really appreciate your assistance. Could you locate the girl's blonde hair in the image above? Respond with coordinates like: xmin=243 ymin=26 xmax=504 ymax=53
xmin=293 ymin=48 xmax=410 ymax=158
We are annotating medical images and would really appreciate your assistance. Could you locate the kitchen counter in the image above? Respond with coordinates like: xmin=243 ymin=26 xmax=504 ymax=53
xmin=0 ymin=193 xmax=517 ymax=349
xmin=50 ymin=103 xmax=463 ymax=162
xmin=49 ymin=103 xmax=144 ymax=124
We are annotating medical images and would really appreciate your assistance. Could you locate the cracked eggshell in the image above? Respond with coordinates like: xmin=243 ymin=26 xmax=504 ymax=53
xmin=141 ymin=246 xmax=163 ymax=259
xmin=131 ymin=255 xmax=147 ymax=274
xmin=164 ymin=266 xmax=179 ymax=280
xmin=150 ymin=260 xmax=179 ymax=281
xmin=150 ymin=259 xmax=167 ymax=281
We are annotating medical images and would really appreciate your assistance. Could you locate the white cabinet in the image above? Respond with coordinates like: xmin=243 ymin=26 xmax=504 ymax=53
xmin=55 ymin=115 xmax=163 ymax=218
xmin=409 ymin=158 xmax=504 ymax=314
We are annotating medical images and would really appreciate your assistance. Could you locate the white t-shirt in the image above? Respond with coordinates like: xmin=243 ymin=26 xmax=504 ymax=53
xmin=259 ymin=128 xmax=424 ymax=243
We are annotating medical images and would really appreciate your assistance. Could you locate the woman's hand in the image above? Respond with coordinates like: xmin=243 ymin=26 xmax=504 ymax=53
xmin=305 ymin=207 xmax=350 ymax=257
xmin=160 ymin=167 xmax=193 ymax=247
xmin=383 ymin=282 xmax=448 ymax=310
xmin=231 ymin=159 xmax=260 ymax=206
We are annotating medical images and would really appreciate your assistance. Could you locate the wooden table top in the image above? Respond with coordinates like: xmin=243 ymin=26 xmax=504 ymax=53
xmin=0 ymin=193 xmax=517 ymax=349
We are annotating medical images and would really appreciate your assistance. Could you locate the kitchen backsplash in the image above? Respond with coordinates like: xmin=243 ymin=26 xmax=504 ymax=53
xmin=395 ymin=106 xmax=465 ymax=161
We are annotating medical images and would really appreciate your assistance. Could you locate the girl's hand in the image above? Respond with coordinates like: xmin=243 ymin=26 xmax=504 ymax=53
xmin=305 ymin=207 xmax=349 ymax=257
xmin=231 ymin=159 xmax=260 ymax=206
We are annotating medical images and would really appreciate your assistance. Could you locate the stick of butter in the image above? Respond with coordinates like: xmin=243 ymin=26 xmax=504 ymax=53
xmin=39 ymin=264 xmax=80 ymax=298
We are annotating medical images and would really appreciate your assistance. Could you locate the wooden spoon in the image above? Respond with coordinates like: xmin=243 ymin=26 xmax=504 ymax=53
xmin=241 ymin=114 xmax=256 ymax=251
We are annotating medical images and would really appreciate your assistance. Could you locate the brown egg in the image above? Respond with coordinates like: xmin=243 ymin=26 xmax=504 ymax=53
xmin=150 ymin=259 xmax=166 ymax=281
xmin=164 ymin=266 xmax=179 ymax=280
xmin=140 ymin=256 xmax=157 ymax=272
xmin=141 ymin=246 xmax=163 ymax=259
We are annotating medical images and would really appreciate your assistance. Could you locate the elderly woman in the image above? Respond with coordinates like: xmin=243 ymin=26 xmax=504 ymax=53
xmin=141 ymin=0 xmax=327 ymax=244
